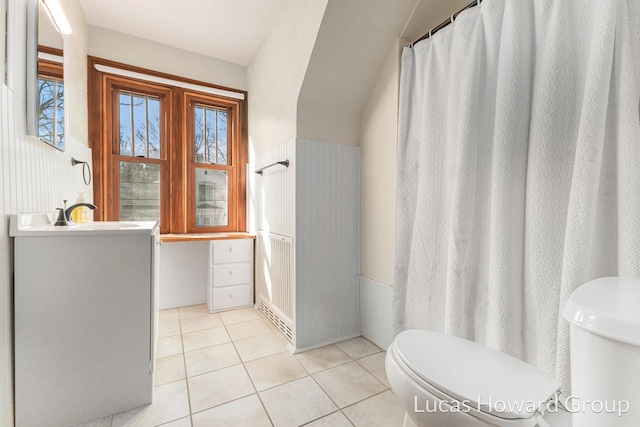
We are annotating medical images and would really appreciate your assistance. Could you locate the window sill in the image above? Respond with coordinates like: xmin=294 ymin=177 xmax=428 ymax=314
xmin=160 ymin=232 xmax=255 ymax=243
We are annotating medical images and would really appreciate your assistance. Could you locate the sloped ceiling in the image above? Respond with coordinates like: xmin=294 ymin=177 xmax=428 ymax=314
xmin=296 ymin=0 xmax=470 ymax=146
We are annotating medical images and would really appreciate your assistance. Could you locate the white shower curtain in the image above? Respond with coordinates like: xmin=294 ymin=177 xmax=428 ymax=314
xmin=394 ymin=0 xmax=640 ymax=391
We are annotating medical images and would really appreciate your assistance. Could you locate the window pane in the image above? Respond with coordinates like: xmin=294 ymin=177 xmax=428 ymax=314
xmin=218 ymin=110 xmax=228 ymax=165
xmin=194 ymin=106 xmax=205 ymax=163
xmin=148 ymin=98 xmax=160 ymax=159
xmin=120 ymin=161 xmax=161 ymax=224
xmin=119 ymin=93 xmax=132 ymax=156
xmin=205 ymin=108 xmax=217 ymax=164
xmin=38 ymin=78 xmax=55 ymax=144
xmin=195 ymin=168 xmax=227 ymax=227
xmin=56 ymin=82 xmax=64 ymax=148
xmin=133 ymin=95 xmax=147 ymax=157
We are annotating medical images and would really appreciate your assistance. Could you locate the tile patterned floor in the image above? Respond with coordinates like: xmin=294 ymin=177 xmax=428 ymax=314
xmin=75 ymin=305 xmax=404 ymax=427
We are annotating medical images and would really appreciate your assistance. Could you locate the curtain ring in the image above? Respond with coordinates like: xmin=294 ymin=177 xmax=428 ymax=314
xmin=429 ymin=29 xmax=432 ymax=39
xmin=451 ymin=13 xmax=455 ymax=24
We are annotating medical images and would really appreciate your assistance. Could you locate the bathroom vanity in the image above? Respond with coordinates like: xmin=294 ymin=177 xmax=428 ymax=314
xmin=10 ymin=214 xmax=160 ymax=427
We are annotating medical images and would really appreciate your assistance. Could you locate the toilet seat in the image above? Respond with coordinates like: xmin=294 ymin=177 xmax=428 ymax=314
xmin=393 ymin=330 xmax=561 ymax=420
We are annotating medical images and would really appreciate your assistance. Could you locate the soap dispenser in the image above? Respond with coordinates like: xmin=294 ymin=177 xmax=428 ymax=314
xmin=72 ymin=192 xmax=89 ymax=223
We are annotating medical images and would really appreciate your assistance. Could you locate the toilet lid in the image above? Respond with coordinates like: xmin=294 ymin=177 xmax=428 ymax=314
xmin=395 ymin=330 xmax=561 ymax=420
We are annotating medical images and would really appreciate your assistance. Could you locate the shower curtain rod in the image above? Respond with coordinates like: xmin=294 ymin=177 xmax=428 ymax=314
xmin=412 ymin=0 xmax=479 ymax=46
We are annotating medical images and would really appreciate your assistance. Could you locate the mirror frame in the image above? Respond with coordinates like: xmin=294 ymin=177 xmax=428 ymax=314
xmin=26 ymin=0 xmax=38 ymax=136
xmin=1 ymin=0 xmax=7 ymax=84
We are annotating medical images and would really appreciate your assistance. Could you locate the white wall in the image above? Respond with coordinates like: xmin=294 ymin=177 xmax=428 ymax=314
xmin=247 ymin=0 xmax=328 ymax=158
xmin=88 ymin=26 xmax=247 ymax=91
xmin=359 ymin=40 xmax=403 ymax=286
xmin=1 ymin=0 xmax=91 ymax=424
xmin=297 ymin=0 xmax=415 ymax=146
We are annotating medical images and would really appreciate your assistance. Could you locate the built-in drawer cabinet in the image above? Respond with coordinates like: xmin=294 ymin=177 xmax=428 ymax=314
xmin=208 ymin=239 xmax=254 ymax=313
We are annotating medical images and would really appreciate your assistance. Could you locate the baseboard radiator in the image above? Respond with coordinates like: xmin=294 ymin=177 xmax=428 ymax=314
xmin=256 ymin=230 xmax=294 ymax=342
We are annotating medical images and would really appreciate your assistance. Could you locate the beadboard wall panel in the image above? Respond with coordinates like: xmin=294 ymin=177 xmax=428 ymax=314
xmin=295 ymin=138 xmax=360 ymax=348
xmin=255 ymin=141 xmax=296 ymax=237
xmin=1 ymin=1 xmax=90 ymax=424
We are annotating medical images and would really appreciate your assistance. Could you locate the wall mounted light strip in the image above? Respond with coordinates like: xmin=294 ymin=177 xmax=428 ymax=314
xmin=93 ymin=64 xmax=246 ymax=101
xmin=41 ymin=0 xmax=72 ymax=35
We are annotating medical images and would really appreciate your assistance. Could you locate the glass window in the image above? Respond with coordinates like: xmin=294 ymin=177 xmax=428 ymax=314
xmin=195 ymin=168 xmax=228 ymax=227
xmin=119 ymin=92 xmax=161 ymax=159
xmin=38 ymin=75 xmax=64 ymax=149
xmin=194 ymin=105 xmax=229 ymax=165
xmin=119 ymin=162 xmax=161 ymax=223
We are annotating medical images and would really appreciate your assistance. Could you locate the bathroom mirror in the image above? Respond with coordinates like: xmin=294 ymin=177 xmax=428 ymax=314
xmin=1 ymin=0 xmax=6 ymax=84
xmin=26 ymin=0 xmax=66 ymax=150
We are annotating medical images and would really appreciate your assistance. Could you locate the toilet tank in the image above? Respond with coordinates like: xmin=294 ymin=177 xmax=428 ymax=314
xmin=563 ymin=277 xmax=640 ymax=427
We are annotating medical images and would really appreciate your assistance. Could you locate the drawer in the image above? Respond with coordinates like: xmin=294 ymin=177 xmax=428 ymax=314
xmin=211 ymin=284 xmax=253 ymax=311
xmin=212 ymin=240 xmax=253 ymax=264
xmin=212 ymin=262 xmax=252 ymax=287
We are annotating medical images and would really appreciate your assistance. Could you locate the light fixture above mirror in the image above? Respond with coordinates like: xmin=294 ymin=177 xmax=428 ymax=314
xmin=41 ymin=0 xmax=71 ymax=35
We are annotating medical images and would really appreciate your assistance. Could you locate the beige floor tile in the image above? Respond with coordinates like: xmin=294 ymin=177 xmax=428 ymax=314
xmin=180 ymin=313 xmax=223 ymax=333
xmin=259 ymin=377 xmax=337 ymax=427
xmin=184 ymin=342 xmax=241 ymax=377
xmin=219 ymin=307 xmax=262 ymax=325
xmin=264 ymin=317 xmax=280 ymax=333
xmin=159 ymin=320 xmax=181 ymax=338
xmin=157 ymin=335 xmax=183 ymax=358
xmin=226 ymin=318 xmax=273 ymax=341
xmin=72 ymin=415 xmax=113 ymax=427
xmin=245 ymin=352 xmax=308 ymax=391
xmin=192 ymin=394 xmax=272 ymax=427
xmin=313 ymin=362 xmax=386 ymax=408
xmin=112 ymin=380 xmax=190 ymax=427
xmin=356 ymin=352 xmax=389 ymax=387
xmin=158 ymin=417 xmax=192 ymax=427
xmin=303 ymin=411 xmax=353 ymax=427
xmin=342 ymin=390 xmax=404 ymax=427
xmin=155 ymin=354 xmax=186 ymax=386
xmin=182 ymin=326 xmax=230 ymax=352
xmin=275 ymin=331 xmax=293 ymax=346
xmin=159 ymin=308 xmax=179 ymax=322
xmin=335 ymin=337 xmax=381 ymax=360
xmin=187 ymin=364 xmax=255 ymax=413
xmin=178 ymin=304 xmax=209 ymax=319
xmin=295 ymin=345 xmax=351 ymax=374
xmin=234 ymin=333 xmax=287 ymax=362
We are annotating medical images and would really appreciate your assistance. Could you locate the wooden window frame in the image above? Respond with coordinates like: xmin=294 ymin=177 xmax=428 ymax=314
xmin=105 ymin=76 xmax=172 ymax=233
xmin=89 ymin=57 xmax=248 ymax=234
xmin=184 ymin=91 xmax=242 ymax=233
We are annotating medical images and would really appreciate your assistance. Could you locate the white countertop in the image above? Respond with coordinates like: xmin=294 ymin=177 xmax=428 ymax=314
xmin=10 ymin=213 xmax=157 ymax=237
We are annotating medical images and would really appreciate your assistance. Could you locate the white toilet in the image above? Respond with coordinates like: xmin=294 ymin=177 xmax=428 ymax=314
xmin=386 ymin=330 xmax=564 ymax=426
xmin=387 ymin=276 xmax=640 ymax=427
xmin=562 ymin=276 xmax=640 ymax=426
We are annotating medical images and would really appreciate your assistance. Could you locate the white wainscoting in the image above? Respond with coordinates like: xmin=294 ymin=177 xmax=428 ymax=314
xmin=254 ymin=138 xmax=361 ymax=350
xmin=255 ymin=141 xmax=295 ymax=238
xmin=295 ymin=138 xmax=360 ymax=348
xmin=1 ymin=1 xmax=91 ymax=424
xmin=358 ymin=275 xmax=394 ymax=350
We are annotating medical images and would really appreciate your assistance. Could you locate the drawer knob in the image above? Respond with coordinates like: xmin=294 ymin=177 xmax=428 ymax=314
xmin=229 ymin=269 xmax=234 ymax=275
xmin=229 ymin=293 xmax=234 ymax=298
xmin=229 ymin=247 xmax=234 ymax=252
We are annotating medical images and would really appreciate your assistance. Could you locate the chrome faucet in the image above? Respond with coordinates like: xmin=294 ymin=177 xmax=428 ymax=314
xmin=66 ymin=202 xmax=97 ymax=223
